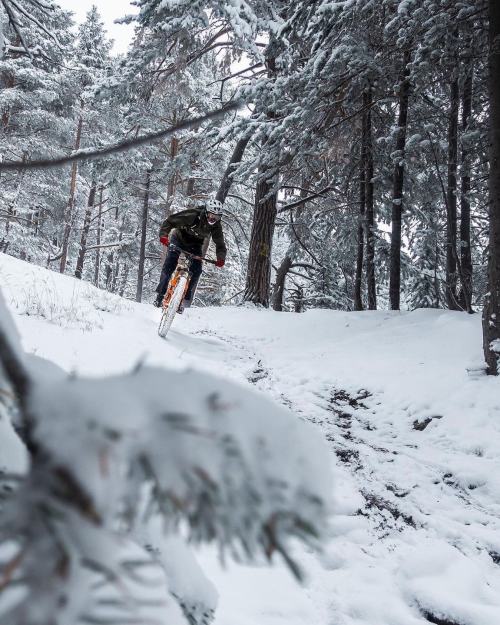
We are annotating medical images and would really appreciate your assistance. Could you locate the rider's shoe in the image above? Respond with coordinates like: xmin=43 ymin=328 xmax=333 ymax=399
xmin=153 ymin=293 xmax=163 ymax=308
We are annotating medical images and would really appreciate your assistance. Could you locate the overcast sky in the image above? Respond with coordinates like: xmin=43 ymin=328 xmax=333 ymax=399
xmin=58 ymin=0 xmax=137 ymax=55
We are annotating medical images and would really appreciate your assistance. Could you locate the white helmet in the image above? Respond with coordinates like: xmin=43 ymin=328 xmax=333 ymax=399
xmin=205 ymin=199 xmax=223 ymax=225
xmin=205 ymin=198 xmax=223 ymax=215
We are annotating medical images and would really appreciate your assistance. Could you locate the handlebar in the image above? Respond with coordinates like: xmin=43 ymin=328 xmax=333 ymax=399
xmin=168 ymin=243 xmax=218 ymax=265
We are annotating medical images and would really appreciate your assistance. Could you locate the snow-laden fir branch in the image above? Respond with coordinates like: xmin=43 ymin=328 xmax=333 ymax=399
xmin=277 ymin=187 xmax=334 ymax=214
xmin=0 ymin=0 xmax=33 ymax=59
xmin=8 ymin=0 xmax=61 ymax=47
xmin=0 ymin=291 xmax=332 ymax=625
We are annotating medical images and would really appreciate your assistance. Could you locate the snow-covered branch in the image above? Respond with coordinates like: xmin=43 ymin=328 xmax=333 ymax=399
xmin=0 ymin=103 xmax=242 ymax=171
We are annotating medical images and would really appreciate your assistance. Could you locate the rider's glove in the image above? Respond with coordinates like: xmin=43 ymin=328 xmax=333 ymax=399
xmin=215 ymin=259 xmax=225 ymax=268
xmin=160 ymin=236 xmax=169 ymax=246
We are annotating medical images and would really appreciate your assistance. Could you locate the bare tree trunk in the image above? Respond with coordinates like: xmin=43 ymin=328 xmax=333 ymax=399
xmin=119 ymin=265 xmax=129 ymax=297
xmin=94 ymin=186 xmax=104 ymax=287
xmin=60 ymin=116 xmax=83 ymax=274
xmin=136 ymin=169 xmax=151 ymax=303
xmin=272 ymin=255 xmax=293 ymax=311
xmin=75 ymin=181 xmax=96 ymax=280
xmin=166 ymin=136 xmax=179 ymax=210
xmin=365 ymin=88 xmax=377 ymax=310
xmin=458 ymin=52 xmax=474 ymax=312
xmin=483 ymin=0 xmax=500 ymax=374
xmin=389 ymin=51 xmax=411 ymax=310
xmin=106 ymin=252 xmax=114 ymax=290
xmin=293 ymin=286 xmax=305 ymax=313
xmin=446 ymin=68 xmax=460 ymax=310
xmin=4 ymin=153 xmax=27 ymax=235
xmin=354 ymin=100 xmax=368 ymax=311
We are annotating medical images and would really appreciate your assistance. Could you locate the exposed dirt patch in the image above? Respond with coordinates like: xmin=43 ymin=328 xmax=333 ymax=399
xmin=330 ymin=389 xmax=371 ymax=411
xmin=248 ymin=360 xmax=269 ymax=384
xmin=420 ymin=609 xmax=464 ymax=625
xmin=359 ymin=490 xmax=417 ymax=531
xmin=335 ymin=447 xmax=360 ymax=465
xmin=413 ymin=415 xmax=443 ymax=431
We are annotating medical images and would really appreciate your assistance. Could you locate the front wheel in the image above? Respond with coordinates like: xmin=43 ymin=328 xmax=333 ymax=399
xmin=158 ymin=276 xmax=188 ymax=338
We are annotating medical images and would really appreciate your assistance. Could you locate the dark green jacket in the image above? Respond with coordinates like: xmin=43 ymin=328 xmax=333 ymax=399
xmin=159 ymin=206 xmax=227 ymax=261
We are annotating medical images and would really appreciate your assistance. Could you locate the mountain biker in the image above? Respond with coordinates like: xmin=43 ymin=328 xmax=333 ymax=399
xmin=154 ymin=199 xmax=226 ymax=309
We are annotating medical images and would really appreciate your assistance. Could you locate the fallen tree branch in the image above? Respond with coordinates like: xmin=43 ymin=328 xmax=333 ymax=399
xmin=278 ymin=187 xmax=333 ymax=214
xmin=0 ymin=102 xmax=242 ymax=171
xmin=84 ymin=240 xmax=132 ymax=252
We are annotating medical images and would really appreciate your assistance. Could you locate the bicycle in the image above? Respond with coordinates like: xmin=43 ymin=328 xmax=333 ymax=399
xmin=157 ymin=245 xmax=216 ymax=338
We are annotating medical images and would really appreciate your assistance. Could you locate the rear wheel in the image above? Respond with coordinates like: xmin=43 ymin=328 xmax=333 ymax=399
xmin=158 ymin=275 xmax=188 ymax=338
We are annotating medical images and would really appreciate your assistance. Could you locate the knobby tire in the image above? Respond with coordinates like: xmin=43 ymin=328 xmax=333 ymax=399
xmin=158 ymin=276 xmax=187 ymax=338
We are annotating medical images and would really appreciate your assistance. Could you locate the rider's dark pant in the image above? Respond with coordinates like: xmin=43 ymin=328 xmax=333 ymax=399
xmin=156 ymin=234 xmax=202 ymax=301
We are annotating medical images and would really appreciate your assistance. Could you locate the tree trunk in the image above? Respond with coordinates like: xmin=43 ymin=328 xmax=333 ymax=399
xmin=75 ymin=181 xmax=96 ymax=280
xmin=106 ymin=252 xmax=114 ymax=290
xmin=94 ymin=186 xmax=104 ymax=287
xmin=109 ymin=227 xmax=123 ymax=292
xmin=482 ymin=0 xmax=500 ymax=374
xmin=389 ymin=51 xmax=411 ymax=310
xmin=272 ymin=255 xmax=293 ymax=311
xmin=136 ymin=169 xmax=151 ymax=303
xmin=166 ymin=136 xmax=179 ymax=211
xmin=458 ymin=53 xmax=474 ymax=313
xmin=216 ymin=136 xmax=251 ymax=204
xmin=159 ymin=137 xmax=180 ymax=268
xmin=365 ymin=88 xmax=377 ymax=310
xmin=60 ymin=116 xmax=83 ymax=274
xmin=244 ymin=51 xmax=278 ymax=308
xmin=446 ymin=70 xmax=460 ymax=310
xmin=4 ymin=153 xmax=27 ymax=235
xmin=354 ymin=99 xmax=368 ymax=311
xmin=119 ymin=265 xmax=129 ymax=298
xmin=244 ymin=167 xmax=278 ymax=307
xmin=293 ymin=286 xmax=305 ymax=313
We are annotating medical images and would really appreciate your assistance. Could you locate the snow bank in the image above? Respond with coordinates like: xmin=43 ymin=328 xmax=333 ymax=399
xmin=2 ymin=252 xmax=500 ymax=625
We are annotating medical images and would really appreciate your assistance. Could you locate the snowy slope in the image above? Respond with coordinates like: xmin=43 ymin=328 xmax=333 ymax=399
xmin=2 ymin=252 xmax=500 ymax=625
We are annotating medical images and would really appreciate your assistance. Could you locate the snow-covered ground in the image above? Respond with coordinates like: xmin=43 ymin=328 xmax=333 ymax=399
xmin=2 ymin=251 xmax=500 ymax=625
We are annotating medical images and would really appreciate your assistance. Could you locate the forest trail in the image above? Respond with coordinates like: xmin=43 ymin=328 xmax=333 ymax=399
xmin=2 ymin=252 xmax=500 ymax=625
xmin=185 ymin=310 xmax=500 ymax=625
